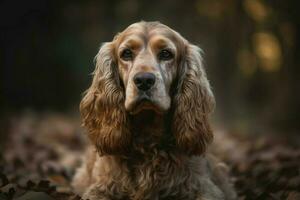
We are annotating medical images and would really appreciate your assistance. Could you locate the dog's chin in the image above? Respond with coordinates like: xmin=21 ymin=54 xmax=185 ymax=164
xmin=126 ymin=96 xmax=167 ymax=115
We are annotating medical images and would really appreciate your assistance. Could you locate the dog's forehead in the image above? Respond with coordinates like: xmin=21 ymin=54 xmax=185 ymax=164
xmin=119 ymin=22 xmax=176 ymax=43
xmin=126 ymin=21 xmax=171 ymax=32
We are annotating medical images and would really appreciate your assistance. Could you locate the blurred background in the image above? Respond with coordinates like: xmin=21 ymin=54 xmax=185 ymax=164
xmin=1 ymin=0 xmax=299 ymax=133
xmin=1 ymin=1 xmax=300 ymax=199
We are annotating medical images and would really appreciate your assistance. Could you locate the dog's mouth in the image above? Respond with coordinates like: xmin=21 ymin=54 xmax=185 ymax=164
xmin=128 ymin=94 xmax=164 ymax=115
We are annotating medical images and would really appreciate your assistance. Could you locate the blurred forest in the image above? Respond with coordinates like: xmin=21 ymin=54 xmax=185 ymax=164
xmin=0 ymin=0 xmax=300 ymax=199
xmin=1 ymin=0 xmax=299 ymax=132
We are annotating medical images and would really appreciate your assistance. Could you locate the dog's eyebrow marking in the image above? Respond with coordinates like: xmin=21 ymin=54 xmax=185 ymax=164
xmin=150 ymin=36 xmax=176 ymax=53
xmin=119 ymin=36 xmax=144 ymax=51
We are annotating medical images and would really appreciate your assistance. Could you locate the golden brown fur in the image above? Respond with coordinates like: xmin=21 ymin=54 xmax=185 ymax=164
xmin=72 ymin=21 xmax=236 ymax=200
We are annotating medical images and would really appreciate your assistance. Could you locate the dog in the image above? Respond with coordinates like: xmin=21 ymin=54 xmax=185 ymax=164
xmin=72 ymin=21 xmax=236 ymax=200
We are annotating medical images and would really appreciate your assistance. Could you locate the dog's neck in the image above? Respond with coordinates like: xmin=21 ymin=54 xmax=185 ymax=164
xmin=129 ymin=110 xmax=171 ymax=152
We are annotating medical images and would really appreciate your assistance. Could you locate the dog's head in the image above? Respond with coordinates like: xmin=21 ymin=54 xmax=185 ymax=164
xmin=80 ymin=21 xmax=215 ymax=155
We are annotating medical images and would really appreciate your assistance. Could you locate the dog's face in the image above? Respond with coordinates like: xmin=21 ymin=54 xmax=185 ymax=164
xmin=80 ymin=21 xmax=215 ymax=155
xmin=114 ymin=23 xmax=184 ymax=114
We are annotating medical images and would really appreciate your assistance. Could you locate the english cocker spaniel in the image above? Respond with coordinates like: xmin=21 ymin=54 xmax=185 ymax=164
xmin=72 ymin=21 xmax=236 ymax=200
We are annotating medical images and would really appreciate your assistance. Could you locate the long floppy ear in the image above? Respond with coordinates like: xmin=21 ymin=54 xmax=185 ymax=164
xmin=80 ymin=42 xmax=130 ymax=155
xmin=173 ymin=44 xmax=215 ymax=155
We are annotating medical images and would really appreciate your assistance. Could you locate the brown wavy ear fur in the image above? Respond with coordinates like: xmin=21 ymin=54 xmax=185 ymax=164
xmin=79 ymin=42 xmax=130 ymax=155
xmin=173 ymin=44 xmax=215 ymax=155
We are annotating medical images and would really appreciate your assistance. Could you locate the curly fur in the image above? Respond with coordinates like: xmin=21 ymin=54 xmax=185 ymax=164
xmin=73 ymin=21 xmax=236 ymax=200
xmin=80 ymin=42 xmax=131 ymax=155
xmin=173 ymin=44 xmax=215 ymax=155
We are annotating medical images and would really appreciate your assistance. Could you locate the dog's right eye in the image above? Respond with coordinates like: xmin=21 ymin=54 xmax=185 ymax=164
xmin=120 ymin=49 xmax=133 ymax=61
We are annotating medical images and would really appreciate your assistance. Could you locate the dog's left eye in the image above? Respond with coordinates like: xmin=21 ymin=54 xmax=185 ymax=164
xmin=120 ymin=49 xmax=133 ymax=61
xmin=158 ymin=49 xmax=174 ymax=61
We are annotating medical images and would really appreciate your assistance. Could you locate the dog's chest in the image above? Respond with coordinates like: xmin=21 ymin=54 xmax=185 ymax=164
xmin=123 ymin=155 xmax=197 ymax=200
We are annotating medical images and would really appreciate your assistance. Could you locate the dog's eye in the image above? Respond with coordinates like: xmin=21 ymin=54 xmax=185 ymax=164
xmin=158 ymin=49 xmax=174 ymax=61
xmin=120 ymin=49 xmax=133 ymax=61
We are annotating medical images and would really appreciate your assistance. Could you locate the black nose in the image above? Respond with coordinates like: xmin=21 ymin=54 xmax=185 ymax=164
xmin=133 ymin=72 xmax=156 ymax=91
